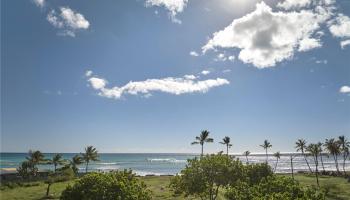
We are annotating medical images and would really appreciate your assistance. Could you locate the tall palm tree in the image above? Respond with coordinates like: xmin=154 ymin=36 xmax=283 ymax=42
xmin=81 ymin=146 xmax=99 ymax=173
xmin=295 ymin=139 xmax=313 ymax=173
xmin=26 ymin=150 xmax=45 ymax=176
xmin=307 ymin=143 xmax=321 ymax=187
xmin=191 ymin=130 xmax=213 ymax=156
xmin=219 ymin=136 xmax=232 ymax=156
xmin=338 ymin=135 xmax=350 ymax=174
xmin=243 ymin=151 xmax=250 ymax=164
xmin=318 ymin=142 xmax=326 ymax=173
xmin=70 ymin=155 xmax=84 ymax=174
xmin=273 ymin=152 xmax=281 ymax=173
xmin=48 ymin=154 xmax=65 ymax=172
xmin=260 ymin=140 xmax=272 ymax=163
xmin=324 ymin=138 xmax=341 ymax=174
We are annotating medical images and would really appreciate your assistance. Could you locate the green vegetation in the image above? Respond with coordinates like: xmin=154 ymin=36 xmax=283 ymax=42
xmin=1 ymin=174 xmax=349 ymax=200
xmin=60 ymin=170 xmax=151 ymax=200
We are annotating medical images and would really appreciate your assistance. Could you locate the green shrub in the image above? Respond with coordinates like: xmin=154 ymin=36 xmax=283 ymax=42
xmin=170 ymin=154 xmax=245 ymax=200
xmin=225 ymin=176 xmax=326 ymax=200
xmin=244 ymin=163 xmax=273 ymax=185
xmin=60 ymin=170 xmax=151 ymax=200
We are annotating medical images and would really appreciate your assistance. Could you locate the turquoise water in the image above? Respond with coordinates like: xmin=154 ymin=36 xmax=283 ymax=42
xmin=1 ymin=153 xmax=349 ymax=175
xmin=0 ymin=153 xmax=195 ymax=175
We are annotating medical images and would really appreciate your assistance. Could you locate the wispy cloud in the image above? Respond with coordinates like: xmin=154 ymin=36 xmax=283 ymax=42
xmin=86 ymin=71 xmax=229 ymax=100
xmin=202 ymin=1 xmax=336 ymax=68
xmin=214 ymin=53 xmax=234 ymax=62
xmin=33 ymin=0 xmax=45 ymax=8
xmin=47 ymin=7 xmax=90 ymax=37
xmin=201 ymin=70 xmax=210 ymax=75
xmin=189 ymin=51 xmax=199 ymax=57
xmin=145 ymin=0 xmax=188 ymax=24
xmin=340 ymin=40 xmax=350 ymax=49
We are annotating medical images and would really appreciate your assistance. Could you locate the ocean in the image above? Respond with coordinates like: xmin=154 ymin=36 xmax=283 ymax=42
xmin=1 ymin=153 xmax=349 ymax=175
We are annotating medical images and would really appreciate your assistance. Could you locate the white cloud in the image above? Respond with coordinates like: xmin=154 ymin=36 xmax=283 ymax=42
xmin=86 ymin=71 xmax=229 ymax=99
xmin=183 ymin=74 xmax=197 ymax=79
xmin=228 ymin=55 xmax=235 ymax=61
xmin=214 ymin=53 xmax=234 ymax=62
xmin=222 ymin=69 xmax=231 ymax=73
xmin=47 ymin=7 xmax=90 ymax=37
xmin=315 ymin=59 xmax=327 ymax=64
xmin=298 ymin=37 xmax=322 ymax=52
xmin=89 ymin=77 xmax=107 ymax=90
xmin=189 ymin=51 xmax=199 ymax=57
xmin=201 ymin=70 xmax=210 ymax=75
xmin=329 ymin=14 xmax=350 ymax=38
xmin=85 ymin=70 xmax=93 ymax=77
xmin=33 ymin=0 xmax=45 ymax=8
xmin=202 ymin=2 xmax=332 ymax=68
xmin=339 ymin=85 xmax=350 ymax=93
xmin=277 ymin=0 xmax=335 ymax=10
xmin=277 ymin=0 xmax=311 ymax=10
xmin=145 ymin=0 xmax=188 ymax=24
xmin=340 ymin=40 xmax=350 ymax=49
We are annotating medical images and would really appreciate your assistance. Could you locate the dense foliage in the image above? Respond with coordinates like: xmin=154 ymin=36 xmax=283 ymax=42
xmin=170 ymin=154 xmax=325 ymax=200
xmin=60 ymin=170 xmax=151 ymax=200
xmin=170 ymin=154 xmax=247 ymax=200
xmin=225 ymin=176 xmax=325 ymax=200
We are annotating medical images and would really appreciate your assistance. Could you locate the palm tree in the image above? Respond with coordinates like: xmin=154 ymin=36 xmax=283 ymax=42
xmin=338 ymin=135 xmax=350 ymax=174
xmin=243 ymin=151 xmax=250 ymax=164
xmin=318 ymin=142 xmax=326 ymax=173
xmin=81 ymin=146 xmax=99 ymax=173
xmin=273 ymin=152 xmax=281 ymax=173
xmin=48 ymin=154 xmax=65 ymax=172
xmin=324 ymin=138 xmax=341 ymax=173
xmin=295 ymin=139 xmax=313 ymax=173
xmin=219 ymin=136 xmax=232 ymax=156
xmin=260 ymin=140 xmax=272 ymax=163
xmin=26 ymin=150 xmax=45 ymax=176
xmin=307 ymin=143 xmax=321 ymax=187
xmin=191 ymin=130 xmax=214 ymax=156
xmin=70 ymin=155 xmax=84 ymax=174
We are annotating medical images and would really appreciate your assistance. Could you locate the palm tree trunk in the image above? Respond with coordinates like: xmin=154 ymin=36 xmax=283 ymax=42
xmin=201 ymin=144 xmax=203 ymax=157
xmin=46 ymin=183 xmax=52 ymax=197
xmin=274 ymin=159 xmax=279 ymax=173
xmin=226 ymin=145 xmax=229 ymax=156
xmin=265 ymin=149 xmax=268 ymax=163
xmin=54 ymin=164 xmax=57 ymax=172
xmin=86 ymin=161 xmax=89 ymax=173
xmin=291 ymin=156 xmax=294 ymax=180
xmin=246 ymin=156 xmax=248 ymax=164
xmin=320 ymin=154 xmax=326 ymax=173
xmin=333 ymin=154 xmax=340 ymax=173
xmin=302 ymin=151 xmax=313 ymax=173
xmin=343 ymin=153 xmax=348 ymax=175
xmin=315 ymin=156 xmax=319 ymax=187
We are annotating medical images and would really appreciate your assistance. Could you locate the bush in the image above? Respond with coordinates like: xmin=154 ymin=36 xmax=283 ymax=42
xmin=60 ymin=170 xmax=151 ymax=200
xmin=244 ymin=163 xmax=273 ymax=185
xmin=225 ymin=176 xmax=326 ymax=200
xmin=170 ymin=154 xmax=245 ymax=200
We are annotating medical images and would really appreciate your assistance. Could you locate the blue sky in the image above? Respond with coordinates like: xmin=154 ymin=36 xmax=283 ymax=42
xmin=1 ymin=0 xmax=350 ymax=153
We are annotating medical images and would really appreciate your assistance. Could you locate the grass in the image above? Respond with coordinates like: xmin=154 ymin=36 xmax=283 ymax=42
xmin=1 ymin=174 xmax=349 ymax=200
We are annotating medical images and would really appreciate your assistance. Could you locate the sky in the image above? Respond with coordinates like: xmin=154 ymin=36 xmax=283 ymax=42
xmin=1 ymin=0 xmax=350 ymax=154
